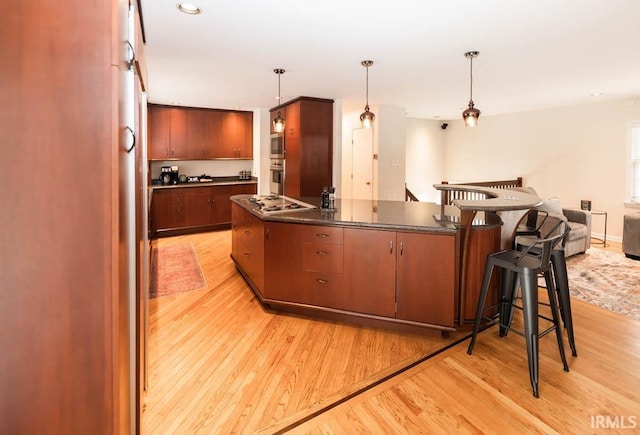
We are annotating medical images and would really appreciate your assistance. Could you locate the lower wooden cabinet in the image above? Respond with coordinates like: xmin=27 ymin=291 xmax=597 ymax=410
xmin=232 ymin=216 xmax=457 ymax=329
xmin=232 ymin=204 xmax=264 ymax=291
xmin=343 ymin=228 xmax=396 ymax=317
xmin=151 ymin=183 xmax=257 ymax=237
xmin=396 ymin=232 xmax=456 ymax=327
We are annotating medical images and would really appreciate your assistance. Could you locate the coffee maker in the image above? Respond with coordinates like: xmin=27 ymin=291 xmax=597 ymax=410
xmin=169 ymin=165 xmax=179 ymax=184
xmin=160 ymin=166 xmax=172 ymax=185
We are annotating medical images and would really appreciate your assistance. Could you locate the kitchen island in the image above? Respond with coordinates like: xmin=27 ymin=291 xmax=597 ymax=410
xmin=230 ymin=194 xmax=506 ymax=332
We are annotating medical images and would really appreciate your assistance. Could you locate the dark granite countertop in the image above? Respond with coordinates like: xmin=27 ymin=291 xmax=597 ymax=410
xmin=151 ymin=177 xmax=257 ymax=190
xmin=231 ymin=195 xmax=502 ymax=233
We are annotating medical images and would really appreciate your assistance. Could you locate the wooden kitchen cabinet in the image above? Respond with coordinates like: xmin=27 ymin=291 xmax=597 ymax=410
xmin=185 ymin=186 xmax=216 ymax=227
xmin=149 ymin=104 xmax=253 ymax=160
xmin=232 ymin=204 xmax=264 ymax=291
xmin=342 ymin=228 xmax=456 ymax=327
xmin=151 ymin=183 xmax=257 ymax=237
xmin=343 ymin=228 xmax=396 ymax=317
xmin=148 ymin=105 xmax=188 ymax=159
xmin=263 ymin=223 xmax=346 ymax=309
xmin=151 ymin=188 xmax=186 ymax=230
xmin=396 ymin=232 xmax=456 ymax=327
xmin=270 ymin=97 xmax=333 ymax=197
xmin=214 ymin=111 xmax=253 ymax=158
xmin=186 ymin=109 xmax=208 ymax=159
xmin=230 ymin=205 xmax=459 ymax=331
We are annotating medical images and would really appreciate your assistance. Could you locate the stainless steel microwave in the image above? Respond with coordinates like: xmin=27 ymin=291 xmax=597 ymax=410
xmin=270 ymin=132 xmax=284 ymax=158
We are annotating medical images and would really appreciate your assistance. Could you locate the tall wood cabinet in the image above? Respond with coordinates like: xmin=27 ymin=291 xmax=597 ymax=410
xmin=270 ymin=97 xmax=334 ymax=198
xmin=2 ymin=0 xmax=142 ymax=433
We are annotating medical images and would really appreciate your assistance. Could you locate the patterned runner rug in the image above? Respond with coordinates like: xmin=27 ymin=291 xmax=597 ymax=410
xmin=566 ymin=248 xmax=640 ymax=319
xmin=150 ymin=244 xmax=207 ymax=298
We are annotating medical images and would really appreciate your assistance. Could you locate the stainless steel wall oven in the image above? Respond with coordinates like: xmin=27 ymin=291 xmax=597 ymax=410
xmin=270 ymin=159 xmax=284 ymax=195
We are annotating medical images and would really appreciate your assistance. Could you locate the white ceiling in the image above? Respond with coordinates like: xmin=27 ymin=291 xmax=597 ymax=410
xmin=140 ymin=0 xmax=640 ymax=121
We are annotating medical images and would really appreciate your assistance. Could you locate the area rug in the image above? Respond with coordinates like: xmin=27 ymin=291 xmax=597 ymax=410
xmin=565 ymin=248 xmax=640 ymax=319
xmin=150 ymin=244 xmax=207 ymax=298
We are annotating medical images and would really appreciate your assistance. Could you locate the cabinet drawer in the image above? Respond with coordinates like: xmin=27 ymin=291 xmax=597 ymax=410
xmin=301 ymin=242 xmax=343 ymax=273
xmin=298 ymin=271 xmax=344 ymax=308
xmin=299 ymin=225 xmax=343 ymax=245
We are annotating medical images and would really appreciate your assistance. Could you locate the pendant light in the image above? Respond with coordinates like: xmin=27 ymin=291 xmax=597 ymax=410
xmin=273 ymin=69 xmax=286 ymax=133
xmin=462 ymin=51 xmax=481 ymax=127
xmin=360 ymin=60 xmax=375 ymax=129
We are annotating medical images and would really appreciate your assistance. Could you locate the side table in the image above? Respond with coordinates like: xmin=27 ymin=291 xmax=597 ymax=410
xmin=590 ymin=209 xmax=607 ymax=247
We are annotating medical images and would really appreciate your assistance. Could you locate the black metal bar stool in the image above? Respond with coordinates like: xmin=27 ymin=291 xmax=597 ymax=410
xmin=467 ymin=216 xmax=569 ymax=398
xmin=513 ymin=211 xmax=577 ymax=357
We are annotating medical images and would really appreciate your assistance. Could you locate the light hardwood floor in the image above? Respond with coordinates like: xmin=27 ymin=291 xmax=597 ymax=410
xmin=143 ymin=233 xmax=640 ymax=434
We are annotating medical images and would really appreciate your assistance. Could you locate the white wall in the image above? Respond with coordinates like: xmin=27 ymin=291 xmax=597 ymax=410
xmin=405 ymin=118 xmax=446 ymax=203
xmin=442 ymin=97 xmax=640 ymax=240
xmin=377 ymin=105 xmax=407 ymax=201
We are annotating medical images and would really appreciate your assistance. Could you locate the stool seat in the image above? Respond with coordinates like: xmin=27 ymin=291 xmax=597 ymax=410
xmin=467 ymin=216 xmax=570 ymax=398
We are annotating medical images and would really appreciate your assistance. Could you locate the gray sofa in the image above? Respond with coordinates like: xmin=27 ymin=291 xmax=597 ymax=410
xmin=623 ymin=213 xmax=640 ymax=259
xmin=497 ymin=187 xmax=591 ymax=258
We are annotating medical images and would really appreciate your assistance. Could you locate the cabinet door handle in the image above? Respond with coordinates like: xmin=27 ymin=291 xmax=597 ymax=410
xmin=125 ymin=126 xmax=135 ymax=153
xmin=243 ymin=252 xmax=250 ymax=257
xmin=244 ymin=230 xmax=250 ymax=235
xmin=316 ymin=233 xmax=329 ymax=238
xmin=315 ymin=250 xmax=328 ymax=256
xmin=265 ymin=228 xmax=270 ymax=241
xmin=316 ymin=278 xmax=328 ymax=284
xmin=400 ymin=241 xmax=404 ymax=255
xmin=125 ymin=40 xmax=135 ymax=70
xmin=389 ymin=240 xmax=393 ymax=254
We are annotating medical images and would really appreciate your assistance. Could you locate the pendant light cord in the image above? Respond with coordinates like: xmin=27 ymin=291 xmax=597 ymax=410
xmin=469 ymin=56 xmax=474 ymax=102
xmin=366 ymin=65 xmax=369 ymax=107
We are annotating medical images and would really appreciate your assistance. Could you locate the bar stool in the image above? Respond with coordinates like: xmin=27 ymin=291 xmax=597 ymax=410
xmin=467 ymin=216 xmax=569 ymax=398
xmin=513 ymin=211 xmax=577 ymax=357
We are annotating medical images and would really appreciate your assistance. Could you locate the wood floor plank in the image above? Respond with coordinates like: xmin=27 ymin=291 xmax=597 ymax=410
xmin=142 ymin=230 xmax=466 ymax=434
xmin=143 ymin=235 xmax=640 ymax=434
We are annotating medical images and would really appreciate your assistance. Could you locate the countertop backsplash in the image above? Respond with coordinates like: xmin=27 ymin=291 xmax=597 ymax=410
xmin=150 ymin=160 xmax=254 ymax=182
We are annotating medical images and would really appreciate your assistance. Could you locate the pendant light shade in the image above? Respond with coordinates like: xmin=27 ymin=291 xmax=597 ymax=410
xmin=273 ymin=69 xmax=286 ymax=133
xmin=462 ymin=51 xmax=481 ymax=127
xmin=360 ymin=60 xmax=375 ymax=129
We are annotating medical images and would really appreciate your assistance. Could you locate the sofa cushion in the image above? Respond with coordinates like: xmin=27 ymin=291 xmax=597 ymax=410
xmin=566 ymin=221 xmax=587 ymax=242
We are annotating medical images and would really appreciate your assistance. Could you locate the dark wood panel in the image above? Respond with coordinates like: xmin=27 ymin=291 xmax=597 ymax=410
xmin=264 ymin=223 xmax=303 ymax=301
xmin=343 ymin=228 xmax=396 ymax=317
xmin=461 ymin=225 xmax=502 ymax=324
xmin=148 ymin=105 xmax=171 ymax=159
xmin=299 ymin=99 xmax=333 ymax=197
xmin=396 ymin=232 xmax=456 ymax=327
xmin=298 ymin=224 xmax=343 ymax=244
xmin=301 ymin=242 xmax=344 ymax=273
xmin=169 ymin=107 xmax=188 ymax=158
xmin=186 ymin=109 xmax=207 ymax=159
xmin=185 ymin=187 xmax=213 ymax=227
xmin=1 ymin=0 xmax=129 ymax=432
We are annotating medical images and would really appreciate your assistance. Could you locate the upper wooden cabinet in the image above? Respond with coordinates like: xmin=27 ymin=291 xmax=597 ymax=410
xmin=148 ymin=104 xmax=253 ymax=160
xmin=270 ymin=97 xmax=333 ymax=198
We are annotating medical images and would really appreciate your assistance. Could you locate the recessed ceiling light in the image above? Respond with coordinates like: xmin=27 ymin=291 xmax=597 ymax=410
xmin=177 ymin=2 xmax=202 ymax=14
xmin=590 ymin=92 xmax=603 ymax=97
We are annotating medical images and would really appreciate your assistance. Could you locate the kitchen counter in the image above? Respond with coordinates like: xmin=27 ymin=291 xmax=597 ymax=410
xmin=230 ymin=194 xmax=506 ymax=333
xmin=231 ymin=195 xmax=501 ymax=234
xmin=151 ymin=177 xmax=257 ymax=190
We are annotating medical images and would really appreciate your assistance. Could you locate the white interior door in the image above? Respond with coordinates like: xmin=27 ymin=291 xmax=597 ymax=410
xmin=351 ymin=128 xmax=374 ymax=200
